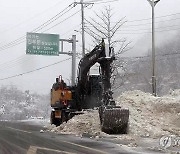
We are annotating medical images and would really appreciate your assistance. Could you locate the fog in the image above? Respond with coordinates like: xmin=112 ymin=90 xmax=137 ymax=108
xmin=0 ymin=0 xmax=180 ymax=94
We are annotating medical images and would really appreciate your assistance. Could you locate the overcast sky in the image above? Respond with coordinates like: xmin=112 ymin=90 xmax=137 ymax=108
xmin=0 ymin=0 xmax=180 ymax=94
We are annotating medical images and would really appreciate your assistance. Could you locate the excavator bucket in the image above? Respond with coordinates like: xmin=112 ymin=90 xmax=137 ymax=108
xmin=99 ymin=106 xmax=129 ymax=134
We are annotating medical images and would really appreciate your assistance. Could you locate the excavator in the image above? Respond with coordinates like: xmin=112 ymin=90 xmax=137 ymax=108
xmin=50 ymin=40 xmax=129 ymax=134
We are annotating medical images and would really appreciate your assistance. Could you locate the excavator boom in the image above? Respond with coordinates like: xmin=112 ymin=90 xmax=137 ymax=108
xmin=76 ymin=40 xmax=129 ymax=133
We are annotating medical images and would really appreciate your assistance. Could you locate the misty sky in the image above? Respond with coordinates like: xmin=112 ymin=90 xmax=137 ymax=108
xmin=0 ymin=0 xmax=180 ymax=94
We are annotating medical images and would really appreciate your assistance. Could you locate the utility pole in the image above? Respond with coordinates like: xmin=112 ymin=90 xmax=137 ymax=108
xmin=74 ymin=1 xmax=93 ymax=57
xmin=147 ymin=0 xmax=160 ymax=96
xmin=81 ymin=0 xmax=85 ymax=57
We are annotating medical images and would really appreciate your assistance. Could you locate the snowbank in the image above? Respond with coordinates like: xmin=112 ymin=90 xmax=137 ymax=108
xmin=47 ymin=90 xmax=180 ymax=138
xmin=47 ymin=110 xmax=106 ymax=137
xmin=117 ymin=90 xmax=180 ymax=138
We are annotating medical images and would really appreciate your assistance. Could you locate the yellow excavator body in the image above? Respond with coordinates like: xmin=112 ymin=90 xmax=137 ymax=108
xmin=51 ymin=88 xmax=72 ymax=107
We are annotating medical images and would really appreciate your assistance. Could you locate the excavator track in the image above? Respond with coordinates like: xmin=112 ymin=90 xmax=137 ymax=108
xmin=99 ymin=106 xmax=129 ymax=134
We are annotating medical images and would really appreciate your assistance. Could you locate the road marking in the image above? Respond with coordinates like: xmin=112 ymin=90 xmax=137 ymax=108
xmin=6 ymin=126 xmax=32 ymax=134
xmin=27 ymin=141 xmax=108 ymax=154
xmin=27 ymin=146 xmax=75 ymax=154
xmin=6 ymin=126 xmax=107 ymax=153
xmin=27 ymin=146 xmax=37 ymax=154
xmin=62 ymin=140 xmax=108 ymax=154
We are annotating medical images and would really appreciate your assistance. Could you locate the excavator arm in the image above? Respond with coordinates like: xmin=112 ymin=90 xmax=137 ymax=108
xmin=76 ymin=40 xmax=129 ymax=134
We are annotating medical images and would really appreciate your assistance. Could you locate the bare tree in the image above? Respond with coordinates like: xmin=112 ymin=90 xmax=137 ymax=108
xmin=85 ymin=6 xmax=131 ymax=56
xmin=84 ymin=6 xmax=132 ymax=92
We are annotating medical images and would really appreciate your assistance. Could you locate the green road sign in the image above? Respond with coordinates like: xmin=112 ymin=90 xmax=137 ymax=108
xmin=26 ymin=32 xmax=59 ymax=56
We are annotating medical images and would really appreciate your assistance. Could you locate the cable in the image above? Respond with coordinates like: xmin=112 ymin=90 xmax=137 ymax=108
xmin=41 ymin=10 xmax=81 ymax=33
xmin=0 ymin=9 xmax=80 ymax=54
xmin=86 ymin=22 xmax=180 ymax=31
xmin=61 ymin=24 xmax=81 ymax=36
xmin=119 ymin=52 xmax=180 ymax=59
xmin=94 ymin=0 xmax=119 ymax=4
xmin=125 ymin=17 xmax=180 ymax=27
xmin=0 ymin=0 xmax=65 ymax=35
xmin=32 ymin=5 xmax=75 ymax=33
xmin=0 ymin=58 xmax=71 ymax=81
xmin=0 ymin=11 xmax=81 ymax=73
xmin=127 ymin=12 xmax=180 ymax=23
xmin=0 ymin=3 xmax=75 ymax=52
xmin=119 ymin=24 xmax=180 ymax=31
xmin=0 ymin=56 xmax=33 ymax=72
xmin=0 ymin=55 xmax=24 ymax=66
xmin=0 ymin=12 xmax=80 ymax=57
xmin=85 ymin=0 xmax=104 ymax=2
xmin=86 ymin=17 xmax=180 ymax=28
xmin=2 ymin=8 xmax=180 ymax=52
xmin=0 ymin=6 xmax=73 ymax=51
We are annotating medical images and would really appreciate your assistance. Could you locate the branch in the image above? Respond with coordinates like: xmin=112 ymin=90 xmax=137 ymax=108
xmin=85 ymin=19 xmax=108 ymax=37
xmin=89 ymin=17 xmax=108 ymax=31
xmin=111 ymin=39 xmax=126 ymax=46
xmin=110 ymin=21 xmax=126 ymax=38
xmin=85 ymin=28 xmax=102 ymax=43
xmin=116 ymin=41 xmax=131 ymax=55
xmin=110 ymin=17 xmax=126 ymax=32
xmin=95 ymin=12 xmax=108 ymax=26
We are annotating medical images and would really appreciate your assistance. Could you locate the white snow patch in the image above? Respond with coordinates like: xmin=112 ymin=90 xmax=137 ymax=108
xmin=19 ymin=118 xmax=50 ymax=126
xmin=47 ymin=90 xmax=180 ymax=139
xmin=117 ymin=90 xmax=180 ymax=138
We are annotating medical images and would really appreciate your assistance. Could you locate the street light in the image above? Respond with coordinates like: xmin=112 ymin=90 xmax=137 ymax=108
xmin=147 ymin=0 xmax=160 ymax=96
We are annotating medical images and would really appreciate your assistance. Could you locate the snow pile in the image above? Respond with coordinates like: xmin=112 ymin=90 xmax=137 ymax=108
xmin=117 ymin=90 xmax=180 ymax=137
xmin=47 ymin=110 xmax=106 ymax=137
xmin=48 ymin=90 xmax=180 ymax=138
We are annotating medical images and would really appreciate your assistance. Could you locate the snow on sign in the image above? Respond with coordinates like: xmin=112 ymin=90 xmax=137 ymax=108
xmin=26 ymin=32 xmax=59 ymax=56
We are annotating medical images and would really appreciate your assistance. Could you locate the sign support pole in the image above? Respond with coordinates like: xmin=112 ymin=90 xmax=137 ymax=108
xmin=59 ymin=35 xmax=77 ymax=86
xmin=71 ymin=35 xmax=76 ymax=86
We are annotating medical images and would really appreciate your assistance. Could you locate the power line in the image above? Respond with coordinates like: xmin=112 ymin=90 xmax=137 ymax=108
xmin=120 ymin=52 xmax=180 ymax=59
xmin=0 ymin=56 xmax=33 ymax=72
xmin=0 ymin=11 xmax=81 ymax=73
xmin=0 ymin=14 xmax=81 ymax=72
xmin=127 ymin=12 xmax=180 ymax=23
xmin=0 ymin=58 xmax=71 ymax=81
xmin=119 ymin=24 xmax=180 ymax=31
xmin=0 ymin=9 xmax=81 ymax=53
xmin=125 ymin=17 xmax=180 ymax=27
xmin=0 ymin=0 xmax=65 ymax=35
xmin=0 ymin=10 xmax=80 ymax=54
xmin=32 ymin=4 xmax=75 ymax=33
xmin=85 ymin=0 xmax=104 ymax=2
xmin=2 ymin=9 xmax=180 ymax=52
xmin=61 ymin=24 xmax=81 ymax=36
xmin=0 ymin=5 xmax=74 ymax=50
xmin=41 ymin=10 xmax=81 ymax=33
xmin=85 ymin=12 xmax=180 ymax=25
xmin=0 ymin=3 xmax=75 ymax=52
xmin=116 ymin=27 xmax=180 ymax=34
xmin=86 ymin=0 xmax=119 ymax=4
xmin=86 ymin=21 xmax=180 ymax=35
xmin=86 ymin=22 xmax=180 ymax=31
xmin=0 ymin=55 xmax=27 ymax=69
xmin=94 ymin=0 xmax=119 ymax=4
